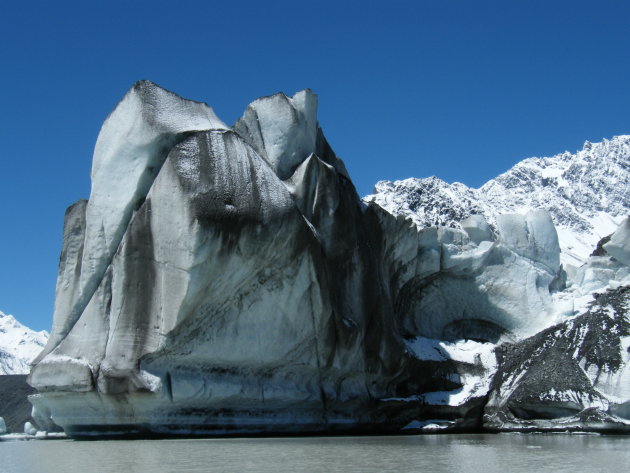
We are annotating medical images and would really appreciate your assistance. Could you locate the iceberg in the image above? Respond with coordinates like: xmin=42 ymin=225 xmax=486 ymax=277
xmin=28 ymin=83 xmax=630 ymax=436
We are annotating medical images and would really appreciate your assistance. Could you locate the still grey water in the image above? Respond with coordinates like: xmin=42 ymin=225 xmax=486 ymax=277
xmin=1 ymin=434 xmax=628 ymax=473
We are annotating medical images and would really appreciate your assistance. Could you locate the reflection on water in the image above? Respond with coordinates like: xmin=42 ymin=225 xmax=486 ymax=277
xmin=1 ymin=434 xmax=629 ymax=473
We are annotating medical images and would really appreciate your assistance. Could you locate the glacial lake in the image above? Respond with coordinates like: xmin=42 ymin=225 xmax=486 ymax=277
xmin=1 ymin=433 xmax=629 ymax=473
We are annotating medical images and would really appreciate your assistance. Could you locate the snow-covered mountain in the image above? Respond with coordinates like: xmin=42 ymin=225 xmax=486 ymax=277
xmin=0 ymin=311 xmax=48 ymax=375
xmin=366 ymin=135 xmax=630 ymax=270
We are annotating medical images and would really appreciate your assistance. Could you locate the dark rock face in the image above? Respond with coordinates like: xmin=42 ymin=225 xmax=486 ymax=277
xmin=0 ymin=375 xmax=35 ymax=433
xmin=591 ymin=234 xmax=612 ymax=257
xmin=485 ymin=286 xmax=630 ymax=432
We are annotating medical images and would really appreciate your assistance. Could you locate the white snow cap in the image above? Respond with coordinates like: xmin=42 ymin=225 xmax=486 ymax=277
xmin=367 ymin=135 xmax=630 ymax=270
xmin=0 ymin=311 xmax=48 ymax=375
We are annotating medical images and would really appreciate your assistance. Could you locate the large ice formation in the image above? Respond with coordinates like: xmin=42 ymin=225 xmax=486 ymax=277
xmin=28 ymin=82 xmax=630 ymax=436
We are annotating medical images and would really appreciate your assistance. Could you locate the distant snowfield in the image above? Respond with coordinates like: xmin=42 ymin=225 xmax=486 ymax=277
xmin=0 ymin=311 xmax=48 ymax=375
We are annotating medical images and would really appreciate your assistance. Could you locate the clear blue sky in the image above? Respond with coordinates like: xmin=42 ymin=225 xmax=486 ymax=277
xmin=1 ymin=0 xmax=629 ymax=331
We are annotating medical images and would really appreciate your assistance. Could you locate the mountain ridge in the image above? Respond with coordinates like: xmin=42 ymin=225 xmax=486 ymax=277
xmin=366 ymin=135 xmax=630 ymax=270
xmin=0 ymin=311 xmax=48 ymax=375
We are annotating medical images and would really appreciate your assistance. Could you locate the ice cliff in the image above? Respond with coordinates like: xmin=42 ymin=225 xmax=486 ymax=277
xmin=28 ymin=82 xmax=630 ymax=437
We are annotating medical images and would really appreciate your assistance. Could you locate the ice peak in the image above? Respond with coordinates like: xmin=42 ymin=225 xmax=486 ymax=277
xmin=243 ymin=88 xmax=317 ymax=108
xmin=233 ymin=88 xmax=319 ymax=180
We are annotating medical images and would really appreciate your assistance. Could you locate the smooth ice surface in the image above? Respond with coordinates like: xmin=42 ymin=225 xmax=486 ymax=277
xmin=460 ymin=214 xmax=493 ymax=244
xmin=375 ymin=209 xmax=563 ymax=342
xmin=233 ymin=90 xmax=318 ymax=180
xmin=38 ymin=81 xmax=228 ymax=360
xmin=604 ymin=217 xmax=630 ymax=266
xmin=496 ymin=210 xmax=560 ymax=272
xmin=23 ymin=421 xmax=37 ymax=436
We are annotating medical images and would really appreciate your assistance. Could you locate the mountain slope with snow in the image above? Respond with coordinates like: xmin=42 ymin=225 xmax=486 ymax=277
xmin=0 ymin=311 xmax=48 ymax=375
xmin=366 ymin=135 xmax=630 ymax=270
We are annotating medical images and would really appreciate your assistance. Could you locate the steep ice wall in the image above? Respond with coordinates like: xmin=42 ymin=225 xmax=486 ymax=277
xmin=37 ymin=81 xmax=229 ymax=362
xmin=233 ymin=90 xmax=318 ymax=180
xmin=604 ymin=217 xmax=630 ymax=267
xmin=373 ymin=208 xmax=563 ymax=344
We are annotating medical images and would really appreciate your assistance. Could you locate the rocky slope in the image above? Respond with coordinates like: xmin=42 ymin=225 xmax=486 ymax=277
xmin=485 ymin=285 xmax=630 ymax=432
xmin=366 ymin=136 xmax=630 ymax=271
xmin=0 ymin=311 xmax=48 ymax=375
xmin=0 ymin=375 xmax=37 ymax=433
xmin=28 ymin=82 xmax=630 ymax=437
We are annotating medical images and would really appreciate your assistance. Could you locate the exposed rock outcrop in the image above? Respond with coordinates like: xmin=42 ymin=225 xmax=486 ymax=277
xmin=485 ymin=285 xmax=630 ymax=432
xmin=0 ymin=375 xmax=37 ymax=433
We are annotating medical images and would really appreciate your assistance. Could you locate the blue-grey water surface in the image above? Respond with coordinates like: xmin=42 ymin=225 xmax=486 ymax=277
xmin=1 ymin=434 xmax=628 ymax=473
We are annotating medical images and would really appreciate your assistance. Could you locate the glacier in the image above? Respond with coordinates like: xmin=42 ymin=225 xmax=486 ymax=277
xmin=27 ymin=82 xmax=630 ymax=437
